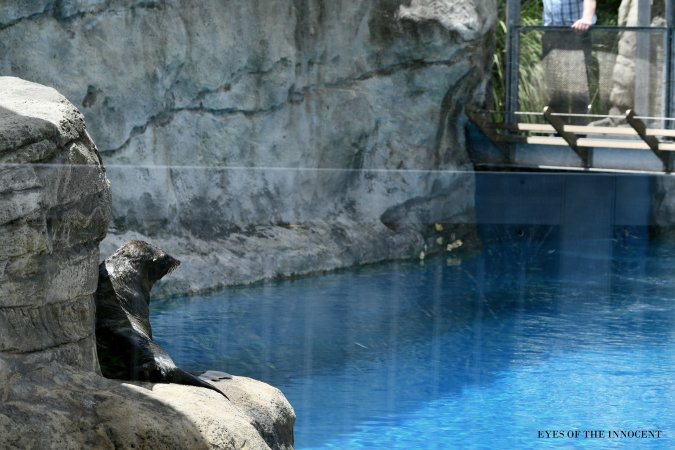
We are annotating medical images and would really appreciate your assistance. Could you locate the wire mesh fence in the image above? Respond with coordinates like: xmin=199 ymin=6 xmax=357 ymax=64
xmin=508 ymin=26 xmax=672 ymax=127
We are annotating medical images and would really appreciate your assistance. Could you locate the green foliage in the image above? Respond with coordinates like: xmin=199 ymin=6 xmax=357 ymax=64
xmin=597 ymin=0 xmax=623 ymax=26
xmin=491 ymin=1 xmax=544 ymax=120
xmin=519 ymin=0 xmax=543 ymax=19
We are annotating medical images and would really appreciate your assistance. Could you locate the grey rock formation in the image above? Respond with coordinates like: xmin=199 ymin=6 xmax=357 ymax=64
xmin=0 ymin=76 xmax=111 ymax=371
xmin=0 ymin=0 xmax=495 ymax=295
xmin=0 ymin=360 xmax=295 ymax=450
xmin=0 ymin=77 xmax=294 ymax=449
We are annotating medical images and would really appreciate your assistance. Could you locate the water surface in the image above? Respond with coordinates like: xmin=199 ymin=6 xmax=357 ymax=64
xmin=152 ymin=227 xmax=674 ymax=449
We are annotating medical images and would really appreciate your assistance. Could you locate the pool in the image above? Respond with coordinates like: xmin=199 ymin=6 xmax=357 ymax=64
xmin=151 ymin=225 xmax=674 ymax=448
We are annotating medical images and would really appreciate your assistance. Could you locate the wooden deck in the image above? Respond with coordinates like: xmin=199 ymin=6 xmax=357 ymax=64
xmin=467 ymin=108 xmax=675 ymax=173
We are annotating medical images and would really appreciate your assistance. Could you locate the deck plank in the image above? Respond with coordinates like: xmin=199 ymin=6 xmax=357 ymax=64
xmin=576 ymin=138 xmax=649 ymax=149
xmin=516 ymin=122 xmax=675 ymax=137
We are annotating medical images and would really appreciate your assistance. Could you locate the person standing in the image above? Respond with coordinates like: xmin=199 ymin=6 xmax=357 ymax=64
xmin=541 ymin=0 xmax=597 ymax=123
xmin=543 ymin=0 xmax=596 ymax=31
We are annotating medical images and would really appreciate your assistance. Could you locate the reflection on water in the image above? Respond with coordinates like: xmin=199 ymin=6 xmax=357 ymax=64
xmin=152 ymin=226 xmax=675 ymax=449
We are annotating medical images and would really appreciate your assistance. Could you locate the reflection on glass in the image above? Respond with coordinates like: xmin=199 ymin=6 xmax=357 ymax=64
xmin=147 ymin=171 xmax=674 ymax=449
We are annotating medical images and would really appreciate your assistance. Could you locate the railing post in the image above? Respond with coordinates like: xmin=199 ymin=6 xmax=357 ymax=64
xmin=634 ymin=0 xmax=651 ymax=121
xmin=505 ymin=0 xmax=521 ymax=125
xmin=666 ymin=0 xmax=674 ymax=122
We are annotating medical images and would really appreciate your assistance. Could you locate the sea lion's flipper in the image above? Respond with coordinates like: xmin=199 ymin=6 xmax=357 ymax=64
xmin=197 ymin=370 xmax=233 ymax=381
xmin=171 ymin=367 xmax=230 ymax=400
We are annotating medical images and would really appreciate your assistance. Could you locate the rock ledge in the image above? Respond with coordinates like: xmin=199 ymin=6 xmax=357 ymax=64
xmin=0 ymin=77 xmax=294 ymax=449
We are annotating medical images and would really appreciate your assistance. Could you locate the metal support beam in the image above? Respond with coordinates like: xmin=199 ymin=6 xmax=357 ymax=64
xmin=626 ymin=109 xmax=673 ymax=171
xmin=543 ymin=106 xmax=590 ymax=168
xmin=626 ymin=110 xmax=659 ymax=151
xmin=505 ymin=0 xmax=521 ymax=125
xmin=634 ymin=0 xmax=652 ymax=119
xmin=667 ymin=0 xmax=675 ymax=121
xmin=466 ymin=109 xmax=515 ymax=162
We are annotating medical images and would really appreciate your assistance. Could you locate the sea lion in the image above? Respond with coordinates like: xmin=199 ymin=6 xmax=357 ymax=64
xmin=95 ymin=240 xmax=229 ymax=399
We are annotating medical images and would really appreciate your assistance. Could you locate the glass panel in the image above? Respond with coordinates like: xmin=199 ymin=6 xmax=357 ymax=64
xmin=127 ymin=168 xmax=671 ymax=448
xmin=515 ymin=27 xmax=669 ymax=126
xmin=5 ymin=160 xmax=675 ymax=447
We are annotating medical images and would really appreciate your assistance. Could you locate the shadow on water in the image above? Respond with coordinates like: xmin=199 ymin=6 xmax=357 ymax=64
xmin=150 ymin=173 xmax=675 ymax=448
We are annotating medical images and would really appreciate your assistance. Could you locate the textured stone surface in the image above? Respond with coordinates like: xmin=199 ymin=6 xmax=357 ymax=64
xmin=101 ymin=170 xmax=477 ymax=295
xmin=0 ymin=77 xmax=294 ymax=449
xmin=0 ymin=359 xmax=295 ymax=450
xmin=0 ymin=0 xmax=495 ymax=294
xmin=0 ymin=76 xmax=111 ymax=370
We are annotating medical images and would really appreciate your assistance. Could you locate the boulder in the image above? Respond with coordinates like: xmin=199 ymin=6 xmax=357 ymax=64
xmin=0 ymin=76 xmax=111 ymax=371
xmin=0 ymin=359 xmax=294 ymax=450
xmin=0 ymin=77 xmax=294 ymax=449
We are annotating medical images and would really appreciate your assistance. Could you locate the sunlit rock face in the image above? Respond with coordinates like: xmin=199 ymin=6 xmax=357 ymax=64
xmin=0 ymin=76 xmax=111 ymax=370
xmin=0 ymin=0 xmax=496 ymax=294
xmin=0 ymin=78 xmax=295 ymax=449
xmin=0 ymin=363 xmax=295 ymax=450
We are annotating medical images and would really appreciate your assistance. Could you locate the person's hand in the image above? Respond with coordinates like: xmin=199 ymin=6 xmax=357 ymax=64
xmin=571 ymin=18 xmax=592 ymax=33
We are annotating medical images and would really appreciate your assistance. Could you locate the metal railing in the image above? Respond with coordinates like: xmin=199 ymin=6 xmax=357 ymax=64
xmin=505 ymin=26 xmax=674 ymax=128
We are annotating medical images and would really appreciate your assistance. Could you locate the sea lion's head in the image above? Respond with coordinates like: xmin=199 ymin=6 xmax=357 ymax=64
xmin=107 ymin=240 xmax=180 ymax=288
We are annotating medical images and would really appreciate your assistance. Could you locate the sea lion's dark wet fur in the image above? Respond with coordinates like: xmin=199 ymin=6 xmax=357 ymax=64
xmin=95 ymin=240 xmax=228 ymax=399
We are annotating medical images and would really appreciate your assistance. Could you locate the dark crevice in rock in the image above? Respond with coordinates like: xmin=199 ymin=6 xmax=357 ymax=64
xmin=0 ymin=1 xmax=165 ymax=31
xmin=434 ymin=67 xmax=472 ymax=167
xmin=0 ymin=8 xmax=48 ymax=32
xmin=186 ymin=57 xmax=293 ymax=106
xmin=0 ymin=184 xmax=42 ymax=199
xmin=351 ymin=55 xmax=462 ymax=81
xmin=0 ymin=130 xmax=60 ymax=161
xmin=102 ymin=55 xmax=461 ymax=156
xmin=1 ymin=332 xmax=94 ymax=355
xmin=0 ymin=143 xmax=60 ymax=166
xmin=192 ymin=84 xmax=232 ymax=102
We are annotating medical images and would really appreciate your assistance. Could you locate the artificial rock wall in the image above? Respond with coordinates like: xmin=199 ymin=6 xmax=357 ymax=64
xmin=0 ymin=76 xmax=111 ymax=370
xmin=0 ymin=0 xmax=497 ymax=294
xmin=0 ymin=76 xmax=295 ymax=450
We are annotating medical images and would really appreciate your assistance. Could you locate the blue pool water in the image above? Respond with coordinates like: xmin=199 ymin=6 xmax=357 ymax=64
xmin=151 ymin=226 xmax=675 ymax=449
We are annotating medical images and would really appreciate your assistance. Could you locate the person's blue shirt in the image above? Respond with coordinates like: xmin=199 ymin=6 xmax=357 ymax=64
xmin=543 ymin=0 xmax=597 ymax=26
